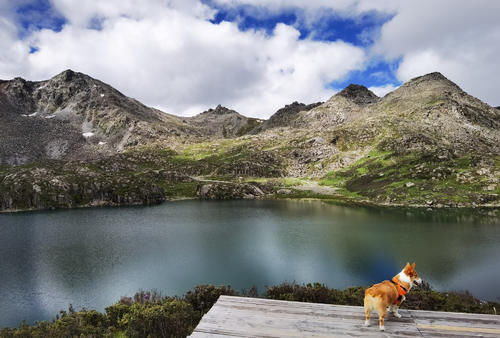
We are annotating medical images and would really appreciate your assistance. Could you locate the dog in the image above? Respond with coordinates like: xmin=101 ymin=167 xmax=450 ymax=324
xmin=363 ymin=262 xmax=421 ymax=331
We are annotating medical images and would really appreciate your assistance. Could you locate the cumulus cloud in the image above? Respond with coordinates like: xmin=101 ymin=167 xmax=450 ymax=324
xmin=0 ymin=0 xmax=366 ymax=118
xmin=214 ymin=0 xmax=500 ymax=107
xmin=368 ymin=84 xmax=398 ymax=98
xmin=373 ymin=0 xmax=500 ymax=106
xmin=0 ymin=3 xmax=30 ymax=79
xmin=1 ymin=0 xmax=499 ymax=119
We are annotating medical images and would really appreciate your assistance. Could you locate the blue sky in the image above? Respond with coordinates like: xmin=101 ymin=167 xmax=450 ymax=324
xmin=15 ymin=0 xmax=66 ymax=35
xmin=1 ymin=0 xmax=499 ymax=117
xmin=204 ymin=1 xmax=401 ymax=90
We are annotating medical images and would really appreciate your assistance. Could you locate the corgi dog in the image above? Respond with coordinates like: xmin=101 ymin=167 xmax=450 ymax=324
xmin=364 ymin=262 xmax=422 ymax=331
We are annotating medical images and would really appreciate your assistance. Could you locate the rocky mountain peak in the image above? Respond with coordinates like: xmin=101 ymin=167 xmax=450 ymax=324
xmin=56 ymin=69 xmax=77 ymax=81
xmin=251 ymin=101 xmax=323 ymax=133
xmin=336 ymin=84 xmax=379 ymax=105
xmin=190 ymin=105 xmax=261 ymax=138
xmin=202 ymin=104 xmax=238 ymax=116
xmin=401 ymin=71 xmax=461 ymax=91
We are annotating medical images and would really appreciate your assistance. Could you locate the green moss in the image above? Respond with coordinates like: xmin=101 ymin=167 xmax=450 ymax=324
xmin=317 ymin=149 xmax=499 ymax=206
xmin=283 ymin=178 xmax=306 ymax=187
xmin=160 ymin=182 xmax=199 ymax=198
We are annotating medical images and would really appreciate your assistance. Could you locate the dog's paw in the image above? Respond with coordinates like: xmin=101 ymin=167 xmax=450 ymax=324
xmin=364 ymin=320 xmax=370 ymax=327
xmin=379 ymin=325 xmax=385 ymax=331
xmin=393 ymin=312 xmax=402 ymax=318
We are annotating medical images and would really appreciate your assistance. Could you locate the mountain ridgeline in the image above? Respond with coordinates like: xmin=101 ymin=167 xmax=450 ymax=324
xmin=0 ymin=70 xmax=499 ymax=211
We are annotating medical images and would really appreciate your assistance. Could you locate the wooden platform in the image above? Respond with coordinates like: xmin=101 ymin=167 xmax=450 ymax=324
xmin=189 ymin=296 xmax=500 ymax=337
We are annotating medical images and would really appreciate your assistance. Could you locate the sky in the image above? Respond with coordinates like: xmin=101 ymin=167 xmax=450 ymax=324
xmin=1 ymin=0 xmax=499 ymax=118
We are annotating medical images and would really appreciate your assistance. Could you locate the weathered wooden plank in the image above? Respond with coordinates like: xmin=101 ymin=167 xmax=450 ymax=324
xmin=196 ymin=297 xmax=421 ymax=337
xmin=200 ymin=312 xmax=418 ymax=333
xmin=418 ymin=328 xmax=500 ymax=338
xmin=416 ymin=323 xmax=500 ymax=337
xmin=196 ymin=323 xmax=420 ymax=338
xmin=202 ymin=306 xmax=416 ymax=329
xmin=188 ymin=332 xmax=239 ymax=338
xmin=218 ymin=296 xmax=365 ymax=311
xmin=408 ymin=309 xmax=500 ymax=320
xmin=214 ymin=303 xmax=410 ymax=322
xmin=192 ymin=296 xmax=500 ymax=338
xmin=216 ymin=296 xmax=414 ymax=322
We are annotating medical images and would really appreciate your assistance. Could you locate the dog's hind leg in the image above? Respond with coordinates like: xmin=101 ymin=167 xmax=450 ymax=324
xmin=376 ymin=304 xmax=387 ymax=331
xmin=363 ymin=296 xmax=372 ymax=326
xmin=364 ymin=308 xmax=370 ymax=326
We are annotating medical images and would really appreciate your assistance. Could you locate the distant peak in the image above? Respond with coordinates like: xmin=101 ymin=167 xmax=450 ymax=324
xmin=52 ymin=69 xmax=86 ymax=82
xmin=203 ymin=105 xmax=237 ymax=115
xmin=410 ymin=72 xmax=448 ymax=82
xmin=402 ymin=72 xmax=462 ymax=92
xmin=336 ymin=84 xmax=379 ymax=105
xmin=12 ymin=76 xmax=27 ymax=83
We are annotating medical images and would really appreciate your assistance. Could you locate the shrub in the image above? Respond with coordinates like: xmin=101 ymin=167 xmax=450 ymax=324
xmin=121 ymin=300 xmax=196 ymax=338
xmin=2 ymin=282 xmax=498 ymax=337
xmin=184 ymin=284 xmax=237 ymax=314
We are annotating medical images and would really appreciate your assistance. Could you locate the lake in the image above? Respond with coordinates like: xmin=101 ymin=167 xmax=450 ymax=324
xmin=0 ymin=200 xmax=499 ymax=327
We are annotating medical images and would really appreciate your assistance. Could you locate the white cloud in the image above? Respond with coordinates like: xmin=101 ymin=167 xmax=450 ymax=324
xmin=373 ymin=0 xmax=500 ymax=106
xmin=368 ymin=84 xmax=398 ymax=98
xmin=0 ymin=1 xmax=366 ymax=118
xmin=0 ymin=4 xmax=30 ymax=79
xmin=213 ymin=0 xmax=500 ymax=107
xmin=2 ymin=0 xmax=499 ymax=120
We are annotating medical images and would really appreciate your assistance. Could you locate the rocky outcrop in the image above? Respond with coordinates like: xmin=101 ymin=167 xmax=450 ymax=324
xmin=292 ymin=86 xmax=378 ymax=130
xmin=197 ymin=182 xmax=265 ymax=200
xmin=251 ymin=101 xmax=322 ymax=133
xmin=188 ymin=105 xmax=262 ymax=138
xmin=337 ymin=84 xmax=379 ymax=105
xmin=0 ymin=168 xmax=166 ymax=211
xmin=0 ymin=154 xmax=198 ymax=211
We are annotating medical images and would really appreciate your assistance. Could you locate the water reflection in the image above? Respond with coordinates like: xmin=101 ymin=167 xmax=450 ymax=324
xmin=0 ymin=200 xmax=499 ymax=327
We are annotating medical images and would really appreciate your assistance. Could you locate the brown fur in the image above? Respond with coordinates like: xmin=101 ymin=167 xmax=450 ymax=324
xmin=364 ymin=262 xmax=421 ymax=331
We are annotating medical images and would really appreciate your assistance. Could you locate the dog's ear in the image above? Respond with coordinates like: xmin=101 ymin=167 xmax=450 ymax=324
xmin=405 ymin=262 xmax=410 ymax=269
xmin=411 ymin=262 xmax=416 ymax=269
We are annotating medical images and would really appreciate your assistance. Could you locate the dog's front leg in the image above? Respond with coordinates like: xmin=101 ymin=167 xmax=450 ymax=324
xmin=390 ymin=304 xmax=402 ymax=318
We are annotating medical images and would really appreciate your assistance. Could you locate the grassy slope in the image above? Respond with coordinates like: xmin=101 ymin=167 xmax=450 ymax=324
xmin=2 ymin=136 xmax=499 ymax=211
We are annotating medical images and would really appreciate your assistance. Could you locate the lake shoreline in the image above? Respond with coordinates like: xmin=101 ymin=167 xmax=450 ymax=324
xmin=1 ymin=194 xmax=500 ymax=214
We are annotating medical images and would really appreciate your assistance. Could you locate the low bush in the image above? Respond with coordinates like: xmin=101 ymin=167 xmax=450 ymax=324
xmin=1 ymin=283 xmax=498 ymax=337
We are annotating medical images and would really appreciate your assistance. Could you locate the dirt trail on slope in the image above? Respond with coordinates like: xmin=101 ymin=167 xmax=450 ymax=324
xmin=291 ymin=181 xmax=338 ymax=195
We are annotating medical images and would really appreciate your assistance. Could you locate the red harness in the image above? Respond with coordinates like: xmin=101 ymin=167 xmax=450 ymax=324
xmin=391 ymin=277 xmax=408 ymax=305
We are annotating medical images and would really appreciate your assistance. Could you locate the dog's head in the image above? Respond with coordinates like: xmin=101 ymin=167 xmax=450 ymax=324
xmin=402 ymin=262 xmax=422 ymax=287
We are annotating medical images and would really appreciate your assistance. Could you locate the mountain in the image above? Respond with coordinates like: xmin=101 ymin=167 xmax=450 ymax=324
xmin=291 ymin=84 xmax=379 ymax=130
xmin=276 ymin=72 xmax=499 ymax=206
xmin=0 ymin=70 xmax=262 ymax=165
xmin=0 ymin=70 xmax=196 ymax=165
xmin=1 ymin=71 xmax=499 ymax=211
xmin=188 ymin=105 xmax=262 ymax=138
xmin=251 ymin=101 xmax=322 ymax=133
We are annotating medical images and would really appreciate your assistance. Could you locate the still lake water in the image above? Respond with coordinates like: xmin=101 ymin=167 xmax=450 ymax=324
xmin=0 ymin=200 xmax=499 ymax=327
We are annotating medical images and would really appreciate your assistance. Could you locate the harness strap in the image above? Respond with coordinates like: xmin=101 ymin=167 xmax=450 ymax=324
xmin=391 ymin=278 xmax=408 ymax=305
